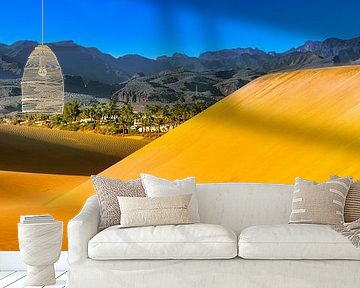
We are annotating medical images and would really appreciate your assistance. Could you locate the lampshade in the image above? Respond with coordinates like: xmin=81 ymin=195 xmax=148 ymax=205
xmin=21 ymin=45 xmax=64 ymax=114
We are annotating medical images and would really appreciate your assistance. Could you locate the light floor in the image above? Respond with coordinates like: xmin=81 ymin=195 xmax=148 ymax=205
xmin=0 ymin=271 xmax=67 ymax=288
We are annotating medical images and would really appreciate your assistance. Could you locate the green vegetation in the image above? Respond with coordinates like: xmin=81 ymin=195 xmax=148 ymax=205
xmin=5 ymin=99 xmax=213 ymax=137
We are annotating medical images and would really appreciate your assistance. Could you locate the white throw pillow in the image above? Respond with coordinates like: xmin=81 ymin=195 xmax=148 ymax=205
xmin=140 ymin=173 xmax=200 ymax=222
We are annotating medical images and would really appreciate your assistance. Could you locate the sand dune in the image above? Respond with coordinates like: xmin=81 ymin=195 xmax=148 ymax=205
xmin=0 ymin=125 xmax=151 ymax=175
xmin=69 ymin=65 xmax=360 ymax=200
xmin=0 ymin=171 xmax=87 ymax=250
xmin=0 ymin=126 xmax=151 ymax=250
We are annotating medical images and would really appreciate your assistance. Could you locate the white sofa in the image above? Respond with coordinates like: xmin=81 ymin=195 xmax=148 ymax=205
xmin=66 ymin=182 xmax=360 ymax=288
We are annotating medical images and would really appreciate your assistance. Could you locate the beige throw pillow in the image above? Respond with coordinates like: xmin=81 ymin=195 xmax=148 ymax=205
xmin=289 ymin=177 xmax=352 ymax=225
xmin=91 ymin=175 xmax=146 ymax=230
xmin=118 ymin=194 xmax=194 ymax=228
xmin=331 ymin=175 xmax=360 ymax=223
xmin=140 ymin=173 xmax=200 ymax=222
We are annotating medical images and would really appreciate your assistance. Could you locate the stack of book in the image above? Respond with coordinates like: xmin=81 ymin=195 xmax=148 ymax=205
xmin=20 ymin=215 xmax=55 ymax=224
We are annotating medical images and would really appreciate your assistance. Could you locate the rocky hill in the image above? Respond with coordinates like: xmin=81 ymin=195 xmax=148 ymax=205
xmin=113 ymin=69 xmax=261 ymax=103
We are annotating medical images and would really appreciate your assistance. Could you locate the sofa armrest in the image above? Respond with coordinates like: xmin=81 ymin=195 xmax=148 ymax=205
xmin=68 ymin=195 xmax=100 ymax=264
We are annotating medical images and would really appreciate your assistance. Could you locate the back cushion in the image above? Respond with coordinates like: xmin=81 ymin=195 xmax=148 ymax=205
xmin=196 ymin=183 xmax=293 ymax=233
xmin=289 ymin=177 xmax=351 ymax=225
xmin=141 ymin=173 xmax=200 ymax=222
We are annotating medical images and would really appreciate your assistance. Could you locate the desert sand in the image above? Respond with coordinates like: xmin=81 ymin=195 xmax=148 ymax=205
xmin=70 ymin=65 xmax=360 ymax=200
xmin=0 ymin=125 xmax=151 ymax=250
xmin=0 ymin=171 xmax=87 ymax=250
xmin=0 ymin=125 xmax=151 ymax=175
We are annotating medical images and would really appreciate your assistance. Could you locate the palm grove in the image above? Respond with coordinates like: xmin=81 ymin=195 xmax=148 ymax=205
xmin=11 ymin=97 xmax=213 ymax=136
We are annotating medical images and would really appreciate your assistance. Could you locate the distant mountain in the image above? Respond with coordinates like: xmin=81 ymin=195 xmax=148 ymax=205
xmin=0 ymin=40 xmax=129 ymax=84
xmin=287 ymin=37 xmax=360 ymax=63
xmin=50 ymin=41 xmax=129 ymax=84
xmin=2 ymin=36 xmax=360 ymax=109
xmin=2 ymin=36 xmax=360 ymax=85
xmin=117 ymin=54 xmax=168 ymax=75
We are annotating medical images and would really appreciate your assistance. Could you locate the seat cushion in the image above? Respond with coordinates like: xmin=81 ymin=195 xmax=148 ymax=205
xmin=238 ymin=224 xmax=360 ymax=260
xmin=89 ymin=223 xmax=237 ymax=260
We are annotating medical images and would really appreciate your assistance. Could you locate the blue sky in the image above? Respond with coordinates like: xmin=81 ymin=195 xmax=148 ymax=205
xmin=1 ymin=0 xmax=359 ymax=59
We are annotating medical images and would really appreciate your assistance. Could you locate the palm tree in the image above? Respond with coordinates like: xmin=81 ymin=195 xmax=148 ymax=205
xmin=144 ymin=105 xmax=155 ymax=133
xmin=118 ymin=103 xmax=135 ymax=134
xmin=134 ymin=111 xmax=145 ymax=133
xmin=154 ymin=105 xmax=171 ymax=132
xmin=82 ymin=105 xmax=96 ymax=121
xmin=108 ymin=97 xmax=118 ymax=121
xmin=63 ymin=101 xmax=81 ymax=122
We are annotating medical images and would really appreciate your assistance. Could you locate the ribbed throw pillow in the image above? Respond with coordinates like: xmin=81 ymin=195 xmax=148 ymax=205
xmin=91 ymin=175 xmax=146 ymax=230
xmin=289 ymin=177 xmax=352 ymax=225
xmin=118 ymin=194 xmax=194 ymax=228
xmin=331 ymin=175 xmax=360 ymax=223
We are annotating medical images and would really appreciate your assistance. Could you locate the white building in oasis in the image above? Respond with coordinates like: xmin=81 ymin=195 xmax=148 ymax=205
xmin=21 ymin=44 xmax=64 ymax=114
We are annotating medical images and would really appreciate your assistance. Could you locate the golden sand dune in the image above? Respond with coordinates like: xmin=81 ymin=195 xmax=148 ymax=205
xmin=70 ymin=65 xmax=360 ymax=200
xmin=0 ymin=125 xmax=151 ymax=175
xmin=0 ymin=171 xmax=87 ymax=250
xmin=0 ymin=126 xmax=151 ymax=250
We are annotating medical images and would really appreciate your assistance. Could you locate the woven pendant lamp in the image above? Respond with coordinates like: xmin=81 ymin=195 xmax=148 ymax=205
xmin=21 ymin=0 xmax=64 ymax=114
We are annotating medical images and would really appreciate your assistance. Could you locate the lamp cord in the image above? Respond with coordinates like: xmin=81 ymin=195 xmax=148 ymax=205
xmin=42 ymin=0 xmax=44 ymax=45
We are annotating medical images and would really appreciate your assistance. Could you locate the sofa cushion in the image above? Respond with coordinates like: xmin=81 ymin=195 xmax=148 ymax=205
xmin=238 ymin=224 xmax=360 ymax=260
xmin=90 ymin=175 xmax=146 ymax=230
xmin=140 ymin=173 xmax=200 ymax=222
xmin=88 ymin=223 xmax=237 ymax=260
xmin=289 ymin=177 xmax=351 ymax=225
xmin=117 ymin=194 xmax=193 ymax=228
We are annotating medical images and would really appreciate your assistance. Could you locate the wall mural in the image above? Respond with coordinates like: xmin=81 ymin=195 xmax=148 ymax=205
xmin=1 ymin=0 xmax=360 ymax=250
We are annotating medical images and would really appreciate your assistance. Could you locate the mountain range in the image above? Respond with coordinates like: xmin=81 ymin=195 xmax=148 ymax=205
xmin=1 ymin=36 xmax=360 ymax=110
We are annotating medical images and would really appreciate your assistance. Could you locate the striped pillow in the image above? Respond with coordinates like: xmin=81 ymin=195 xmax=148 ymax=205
xmin=289 ymin=177 xmax=352 ymax=225
xmin=331 ymin=176 xmax=360 ymax=223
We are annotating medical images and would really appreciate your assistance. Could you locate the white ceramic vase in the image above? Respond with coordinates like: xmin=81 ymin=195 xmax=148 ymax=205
xmin=18 ymin=221 xmax=63 ymax=286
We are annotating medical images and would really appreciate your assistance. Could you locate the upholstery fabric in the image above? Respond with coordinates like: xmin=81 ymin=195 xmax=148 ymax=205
xmin=66 ymin=258 xmax=360 ymax=288
xmin=88 ymin=223 xmax=237 ymax=259
xmin=331 ymin=175 xmax=360 ymax=222
xmin=67 ymin=195 xmax=100 ymax=264
xmin=140 ymin=173 xmax=200 ymax=222
xmin=90 ymin=175 xmax=145 ymax=230
xmin=118 ymin=194 xmax=193 ymax=228
xmin=238 ymin=224 xmax=360 ymax=259
xmin=289 ymin=177 xmax=351 ymax=224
